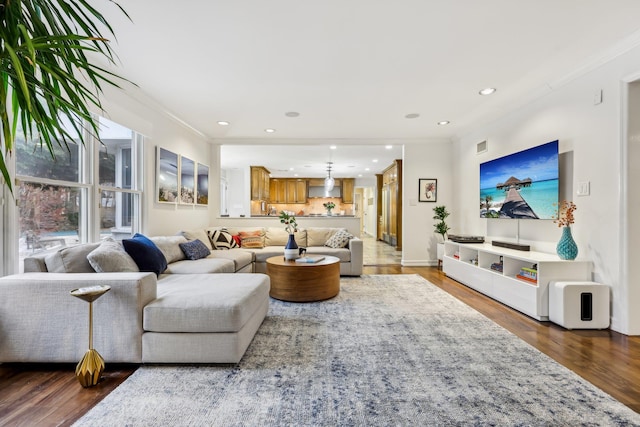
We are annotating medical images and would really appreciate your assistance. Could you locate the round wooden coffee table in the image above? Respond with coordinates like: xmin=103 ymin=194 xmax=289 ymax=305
xmin=266 ymin=255 xmax=340 ymax=302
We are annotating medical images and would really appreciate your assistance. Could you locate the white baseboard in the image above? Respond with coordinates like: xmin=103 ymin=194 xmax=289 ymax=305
xmin=401 ymin=259 xmax=438 ymax=267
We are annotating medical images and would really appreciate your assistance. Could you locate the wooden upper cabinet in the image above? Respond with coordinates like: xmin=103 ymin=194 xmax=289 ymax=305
xmin=270 ymin=178 xmax=307 ymax=203
xmin=342 ymin=178 xmax=354 ymax=203
xmin=293 ymin=179 xmax=307 ymax=203
xmin=250 ymin=166 xmax=271 ymax=200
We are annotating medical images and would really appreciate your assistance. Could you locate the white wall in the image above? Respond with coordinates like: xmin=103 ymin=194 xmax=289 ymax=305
xmin=452 ymin=44 xmax=640 ymax=335
xmin=99 ymin=84 xmax=213 ymax=236
xmin=401 ymin=140 xmax=453 ymax=266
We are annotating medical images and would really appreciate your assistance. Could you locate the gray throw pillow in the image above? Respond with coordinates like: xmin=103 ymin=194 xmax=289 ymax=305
xmin=179 ymin=239 xmax=211 ymax=260
xmin=87 ymin=238 xmax=140 ymax=273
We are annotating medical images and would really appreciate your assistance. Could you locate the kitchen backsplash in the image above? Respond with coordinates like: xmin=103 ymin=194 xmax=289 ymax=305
xmin=251 ymin=198 xmax=352 ymax=216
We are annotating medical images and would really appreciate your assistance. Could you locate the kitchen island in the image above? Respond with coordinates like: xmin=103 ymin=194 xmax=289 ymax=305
xmin=213 ymin=215 xmax=361 ymax=237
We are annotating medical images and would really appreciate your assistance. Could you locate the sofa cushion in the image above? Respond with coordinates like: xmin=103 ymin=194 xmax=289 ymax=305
xmin=145 ymin=273 xmax=270 ymax=333
xmin=44 ymin=242 xmax=101 ymax=273
xmin=87 ymin=238 xmax=140 ymax=273
xmin=181 ymin=229 xmax=213 ymax=251
xmin=178 ymin=239 xmax=211 ymax=260
xmin=307 ymin=227 xmax=346 ymax=247
xmin=150 ymin=235 xmax=188 ymax=263
xmin=304 ymin=246 xmax=351 ymax=262
xmin=163 ymin=258 xmax=235 ymax=274
xmin=208 ymin=228 xmax=238 ymax=250
xmin=249 ymin=247 xmax=289 ymax=263
xmin=208 ymin=250 xmax=254 ymax=272
xmin=325 ymin=229 xmax=354 ymax=248
xmin=123 ymin=233 xmax=168 ymax=276
xmin=264 ymin=227 xmax=307 ymax=247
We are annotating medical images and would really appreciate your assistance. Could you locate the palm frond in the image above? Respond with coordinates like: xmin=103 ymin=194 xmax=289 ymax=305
xmin=0 ymin=0 xmax=132 ymax=194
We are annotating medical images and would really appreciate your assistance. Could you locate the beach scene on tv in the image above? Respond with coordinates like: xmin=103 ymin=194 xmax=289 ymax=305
xmin=480 ymin=141 xmax=559 ymax=219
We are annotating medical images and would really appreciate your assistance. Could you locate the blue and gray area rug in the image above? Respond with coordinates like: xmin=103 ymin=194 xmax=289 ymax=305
xmin=75 ymin=274 xmax=640 ymax=426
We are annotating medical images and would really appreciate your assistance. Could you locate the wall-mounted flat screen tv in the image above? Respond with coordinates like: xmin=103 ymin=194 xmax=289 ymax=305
xmin=480 ymin=140 xmax=559 ymax=219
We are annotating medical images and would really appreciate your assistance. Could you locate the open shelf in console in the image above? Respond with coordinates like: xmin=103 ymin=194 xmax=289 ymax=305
xmin=443 ymin=241 xmax=591 ymax=320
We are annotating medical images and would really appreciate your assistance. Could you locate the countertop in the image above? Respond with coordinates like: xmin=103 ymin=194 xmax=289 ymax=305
xmin=222 ymin=215 xmax=356 ymax=218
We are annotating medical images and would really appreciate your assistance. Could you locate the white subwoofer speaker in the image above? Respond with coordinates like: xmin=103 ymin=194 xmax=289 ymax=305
xmin=549 ymin=281 xmax=610 ymax=329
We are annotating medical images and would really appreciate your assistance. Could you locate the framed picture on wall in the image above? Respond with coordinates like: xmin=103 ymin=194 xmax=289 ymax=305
xmin=180 ymin=156 xmax=195 ymax=204
xmin=157 ymin=147 xmax=179 ymax=203
xmin=196 ymin=163 xmax=209 ymax=205
xmin=419 ymin=178 xmax=437 ymax=202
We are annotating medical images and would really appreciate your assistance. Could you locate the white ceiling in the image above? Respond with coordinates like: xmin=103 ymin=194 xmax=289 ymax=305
xmin=99 ymin=0 xmax=640 ymax=177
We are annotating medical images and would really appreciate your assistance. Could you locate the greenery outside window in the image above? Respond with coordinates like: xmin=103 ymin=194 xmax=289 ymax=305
xmin=15 ymin=116 xmax=143 ymax=272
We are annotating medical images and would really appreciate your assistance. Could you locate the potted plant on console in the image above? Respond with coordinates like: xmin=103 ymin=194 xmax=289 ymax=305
xmin=433 ymin=205 xmax=451 ymax=265
xmin=280 ymin=211 xmax=299 ymax=260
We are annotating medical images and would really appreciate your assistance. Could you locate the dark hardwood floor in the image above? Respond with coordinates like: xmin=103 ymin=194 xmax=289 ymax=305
xmin=1 ymin=266 xmax=639 ymax=426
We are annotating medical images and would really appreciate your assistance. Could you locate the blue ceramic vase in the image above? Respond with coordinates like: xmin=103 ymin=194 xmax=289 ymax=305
xmin=284 ymin=233 xmax=298 ymax=260
xmin=556 ymin=226 xmax=578 ymax=260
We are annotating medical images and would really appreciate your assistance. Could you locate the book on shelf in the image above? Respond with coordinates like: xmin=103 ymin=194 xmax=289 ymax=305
xmin=295 ymin=255 xmax=325 ymax=263
xmin=516 ymin=274 xmax=537 ymax=284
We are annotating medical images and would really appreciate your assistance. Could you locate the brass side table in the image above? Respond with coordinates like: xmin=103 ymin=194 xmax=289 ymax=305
xmin=70 ymin=285 xmax=111 ymax=387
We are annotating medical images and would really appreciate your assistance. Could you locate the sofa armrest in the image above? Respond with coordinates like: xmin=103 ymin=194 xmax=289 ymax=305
xmin=347 ymin=238 xmax=363 ymax=276
xmin=0 ymin=272 xmax=157 ymax=363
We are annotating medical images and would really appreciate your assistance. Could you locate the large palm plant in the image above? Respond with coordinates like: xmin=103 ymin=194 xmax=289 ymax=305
xmin=0 ymin=0 xmax=129 ymax=194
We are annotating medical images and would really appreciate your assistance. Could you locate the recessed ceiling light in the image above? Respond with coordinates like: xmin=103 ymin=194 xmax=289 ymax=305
xmin=285 ymin=111 xmax=300 ymax=117
xmin=479 ymin=87 xmax=496 ymax=96
xmin=330 ymin=145 xmax=337 ymax=150
xmin=358 ymin=174 xmax=363 ymax=177
xmin=437 ymin=121 xmax=450 ymax=126
xmin=365 ymin=168 xmax=370 ymax=171
xmin=289 ymin=167 xmax=294 ymax=171
xmin=385 ymin=145 xmax=393 ymax=149
xmin=265 ymin=128 xmax=276 ymax=133
xmin=372 ymin=159 xmax=378 ymax=163
xmin=405 ymin=113 xmax=420 ymax=119
xmin=217 ymin=121 xmax=229 ymax=126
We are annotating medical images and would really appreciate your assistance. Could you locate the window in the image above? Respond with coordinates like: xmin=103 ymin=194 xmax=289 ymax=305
xmin=96 ymin=117 xmax=142 ymax=240
xmin=15 ymin=116 xmax=143 ymax=272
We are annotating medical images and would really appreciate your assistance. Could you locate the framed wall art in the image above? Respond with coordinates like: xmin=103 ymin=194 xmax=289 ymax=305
xmin=157 ymin=147 xmax=179 ymax=203
xmin=196 ymin=163 xmax=209 ymax=205
xmin=419 ymin=178 xmax=437 ymax=202
xmin=180 ymin=156 xmax=195 ymax=204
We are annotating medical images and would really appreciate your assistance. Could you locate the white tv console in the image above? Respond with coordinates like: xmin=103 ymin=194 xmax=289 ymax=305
xmin=443 ymin=241 xmax=592 ymax=320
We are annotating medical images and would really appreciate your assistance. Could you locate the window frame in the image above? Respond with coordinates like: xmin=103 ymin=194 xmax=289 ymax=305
xmin=7 ymin=116 xmax=144 ymax=274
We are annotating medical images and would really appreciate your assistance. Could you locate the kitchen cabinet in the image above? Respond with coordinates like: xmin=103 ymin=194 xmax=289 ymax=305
xmin=270 ymin=178 xmax=307 ymax=203
xmin=251 ymin=166 xmax=271 ymax=200
xmin=341 ymin=178 xmax=354 ymax=203
xmin=380 ymin=160 xmax=402 ymax=250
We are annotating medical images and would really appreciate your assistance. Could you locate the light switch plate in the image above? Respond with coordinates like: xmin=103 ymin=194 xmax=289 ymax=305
xmin=577 ymin=181 xmax=590 ymax=196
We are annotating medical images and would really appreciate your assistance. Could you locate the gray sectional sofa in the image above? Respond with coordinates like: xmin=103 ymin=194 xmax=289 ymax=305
xmin=0 ymin=226 xmax=362 ymax=364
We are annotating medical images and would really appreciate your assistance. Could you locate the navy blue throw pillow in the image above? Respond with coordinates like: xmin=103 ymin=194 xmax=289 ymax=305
xmin=122 ymin=233 xmax=168 ymax=276
xmin=179 ymin=239 xmax=211 ymax=260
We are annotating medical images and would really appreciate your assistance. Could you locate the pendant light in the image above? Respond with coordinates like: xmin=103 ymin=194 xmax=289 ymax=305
xmin=324 ymin=162 xmax=335 ymax=192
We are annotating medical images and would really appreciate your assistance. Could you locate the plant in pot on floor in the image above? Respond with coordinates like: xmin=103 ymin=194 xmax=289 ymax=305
xmin=433 ymin=205 xmax=451 ymax=265
xmin=279 ymin=211 xmax=299 ymax=260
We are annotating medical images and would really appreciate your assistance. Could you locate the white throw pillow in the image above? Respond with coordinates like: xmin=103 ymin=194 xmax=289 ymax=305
xmin=325 ymin=230 xmax=354 ymax=249
xmin=87 ymin=238 xmax=140 ymax=273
